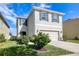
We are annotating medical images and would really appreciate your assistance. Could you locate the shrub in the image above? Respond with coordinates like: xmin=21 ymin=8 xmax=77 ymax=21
xmin=10 ymin=36 xmax=17 ymax=41
xmin=0 ymin=46 xmax=37 ymax=56
xmin=0 ymin=34 xmax=5 ymax=43
xmin=17 ymin=35 xmax=29 ymax=45
xmin=63 ymin=35 xmax=67 ymax=41
xmin=74 ymin=36 xmax=79 ymax=40
xmin=30 ymin=32 xmax=51 ymax=50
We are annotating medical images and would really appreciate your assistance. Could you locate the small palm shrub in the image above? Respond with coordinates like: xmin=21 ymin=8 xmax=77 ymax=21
xmin=30 ymin=32 xmax=51 ymax=50
xmin=17 ymin=35 xmax=29 ymax=45
xmin=0 ymin=34 xmax=5 ymax=43
xmin=0 ymin=46 xmax=37 ymax=56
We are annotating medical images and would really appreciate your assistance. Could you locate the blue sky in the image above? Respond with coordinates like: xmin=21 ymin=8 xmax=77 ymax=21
xmin=0 ymin=3 xmax=79 ymax=36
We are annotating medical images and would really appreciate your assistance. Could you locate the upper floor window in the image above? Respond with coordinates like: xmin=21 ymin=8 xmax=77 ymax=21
xmin=52 ymin=14 xmax=59 ymax=23
xmin=40 ymin=11 xmax=48 ymax=21
xmin=19 ymin=18 xmax=26 ymax=25
xmin=23 ymin=19 xmax=27 ymax=26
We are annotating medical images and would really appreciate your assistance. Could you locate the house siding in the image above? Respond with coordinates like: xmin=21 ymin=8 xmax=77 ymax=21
xmin=27 ymin=11 xmax=35 ymax=36
xmin=34 ymin=10 xmax=62 ymax=29
xmin=16 ymin=19 xmax=26 ymax=36
xmin=63 ymin=19 xmax=79 ymax=39
xmin=0 ymin=17 xmax=10 ymax=39
xmin=34 ymin=10 xmax=63 ymax=40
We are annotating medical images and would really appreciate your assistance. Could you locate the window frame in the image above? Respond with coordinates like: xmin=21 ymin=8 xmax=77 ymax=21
xmin=40 ymin=11 xmax=48 ymax=21
xmin=52 ymin=14 xmax=59 ymax=23
xmin=19 ymin=18 xmax=26 ymax=25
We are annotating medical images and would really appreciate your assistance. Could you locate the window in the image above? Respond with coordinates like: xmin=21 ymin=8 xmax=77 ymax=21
xmin=25 ymin=20 xmax=27 ymax=26
xmin=21 ymin=19 xmax=25 ymax=25
xmin=52 ymin=14 xmax=59 ymax=22
xmin=18 ymin=19 xmax=21 ymax=25
xmin=19 ymin=18 xmax=25 ymax=25
xmin=0 ymin=23 xmax=3 ymax=29
xmin=40 ymin=11 xmax=48 ymax=21
xmin=23 ymin=19 xmax=27 ymax=26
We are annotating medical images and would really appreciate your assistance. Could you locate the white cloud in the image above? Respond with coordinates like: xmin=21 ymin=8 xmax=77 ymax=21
xmin=0 ymin=6 xmax=11 ymax=16
xmin=0 ymin=4 xmax=17 ymax=24
xmin=0 ymin=4 xmax=17 ymax=36
xmin=4 ymin=15 xmax=16 ymax=24
xmin=8 ymin=8 xmax=17 ymax=17
xmin=32 ymin=3 xmax=51 ymax=9
xmin=39 ymin=3 xmax=51 ymax=8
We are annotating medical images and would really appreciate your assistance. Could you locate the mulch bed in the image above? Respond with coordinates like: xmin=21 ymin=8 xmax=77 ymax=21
xmin=38 ymin=48 xmax=47 ymax=51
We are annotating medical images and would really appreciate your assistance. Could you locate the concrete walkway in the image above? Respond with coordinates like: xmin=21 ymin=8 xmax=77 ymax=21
xmin=62 ymin=53 xmax=79 ymax=56
xmin=50 ymin=41 xmax=79 ymax=55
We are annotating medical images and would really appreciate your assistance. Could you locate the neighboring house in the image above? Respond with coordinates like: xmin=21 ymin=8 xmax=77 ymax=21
xmin=16 ymin=6 xmax=64 ymax=41
xmin=63 ymin=18 xmax=79 ymax=40
xmin=0 ymin=13 xmax=10 ymax=39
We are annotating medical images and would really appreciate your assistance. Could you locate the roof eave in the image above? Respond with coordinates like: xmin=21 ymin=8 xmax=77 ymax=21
xmin=32 ymin=6 xmax=65 ymax=16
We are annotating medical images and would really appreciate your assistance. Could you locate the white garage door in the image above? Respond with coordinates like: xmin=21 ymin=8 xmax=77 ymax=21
xmin=48 ymin=32 xmax=58 ymax=41
xmin=40 ymin=31 xmax=59 ymax=41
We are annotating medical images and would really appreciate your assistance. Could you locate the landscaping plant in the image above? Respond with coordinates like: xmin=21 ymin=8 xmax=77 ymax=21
xmin=17 ymin=35 xmax=29 ymax=45
xmin=10 ymin=36 xmax=17 ymax=41
xmin=30 ymin=32 xmax=51 ymax=50
xmin=0 ymin=34 xmax=5 ymax=43
xmin=0 ymin=46 xmax=37 ymax=56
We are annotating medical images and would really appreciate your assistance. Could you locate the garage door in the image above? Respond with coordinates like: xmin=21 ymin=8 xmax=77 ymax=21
xmin=40 ymin=31 xmax=59 ymax=41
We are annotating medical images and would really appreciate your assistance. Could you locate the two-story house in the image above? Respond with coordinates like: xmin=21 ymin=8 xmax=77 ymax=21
xmin=16 ymin=6 xmax=64 ymax=41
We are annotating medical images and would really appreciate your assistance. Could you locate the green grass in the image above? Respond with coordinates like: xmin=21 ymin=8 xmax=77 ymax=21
xmin=0 ymin=41 xmax=18 ymax=48
xmin=37 ymin=45 xmax=73 ymax=56
xmin=0 ymin=41 xmax=73 ymax=56
xmin=65 ymin=40 xmax=79 ymax=44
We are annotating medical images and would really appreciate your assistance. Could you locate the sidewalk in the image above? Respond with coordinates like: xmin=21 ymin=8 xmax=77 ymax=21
xmin=62 ymin=53 xmax=79 ymax=56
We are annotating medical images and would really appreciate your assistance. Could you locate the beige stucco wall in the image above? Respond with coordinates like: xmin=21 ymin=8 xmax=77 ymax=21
xmin=34 ymin=10 xmax=63 ymax=31
xmin=34 ymin=10 xmax=63 ymax=40
xmin=0 ymin=17 xmax=10 ymax=39
xmin=63 ymin=19 xmax=79 ymax=39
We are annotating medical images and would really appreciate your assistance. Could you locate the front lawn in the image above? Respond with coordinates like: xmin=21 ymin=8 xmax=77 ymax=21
xmin=0 ymin=41 xmax=73 ymax=56
xmin=0 ymin=41 xmax=18 ymax=48
xmin=37 ymin=45 xmax=73 ymax=56
xmin=65 ymin=40 xmax=79 ymax=44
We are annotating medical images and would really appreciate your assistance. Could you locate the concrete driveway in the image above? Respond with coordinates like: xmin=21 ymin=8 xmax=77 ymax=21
xmin=49 ymin=41 xmax=79 ymax=55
